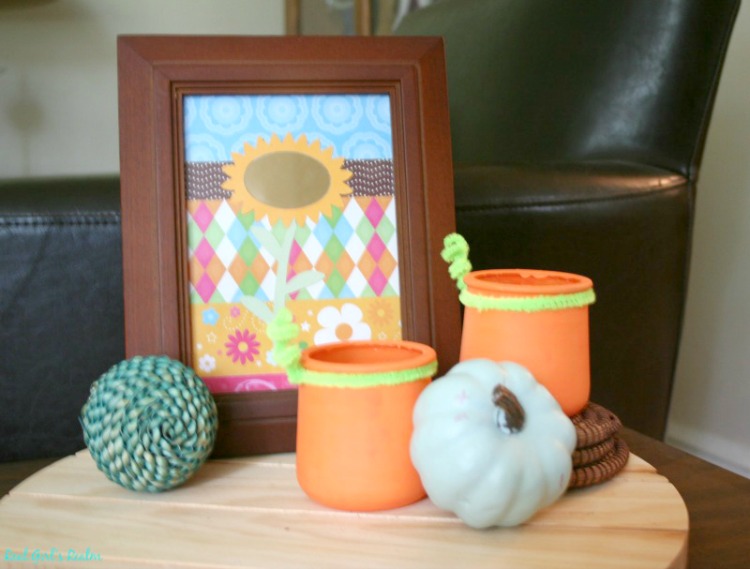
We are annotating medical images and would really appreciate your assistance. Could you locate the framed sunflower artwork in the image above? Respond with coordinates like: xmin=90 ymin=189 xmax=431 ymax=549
xmin=117 ymin=35 xmax=460 ymax=456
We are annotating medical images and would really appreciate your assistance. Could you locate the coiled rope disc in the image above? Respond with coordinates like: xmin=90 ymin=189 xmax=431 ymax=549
xmin=80 ymin=356 xmax=218 ymax=492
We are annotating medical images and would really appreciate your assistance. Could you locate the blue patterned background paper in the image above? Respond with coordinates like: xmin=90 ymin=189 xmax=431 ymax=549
xmin=184 ymin=94 xmax=393 ymax=162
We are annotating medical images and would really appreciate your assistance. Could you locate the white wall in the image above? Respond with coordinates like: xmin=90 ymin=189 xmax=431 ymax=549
xmin=666 ymin=3 xmax=750 ymax=478
xmin=1 ymin=0 xmax=749 ymax=477
xmin=0 ymin=0 xmax=284 ymax=178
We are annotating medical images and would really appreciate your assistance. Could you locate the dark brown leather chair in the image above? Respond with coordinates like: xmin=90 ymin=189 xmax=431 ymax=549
xmin=397 ymin=0 xmax=740 ymax=438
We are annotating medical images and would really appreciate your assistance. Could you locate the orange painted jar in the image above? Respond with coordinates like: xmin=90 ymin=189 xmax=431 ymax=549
xmin=459 ymin=269 xmax=595 ymax=416
xmin=295 ymin=340 xmax=437 ymax=511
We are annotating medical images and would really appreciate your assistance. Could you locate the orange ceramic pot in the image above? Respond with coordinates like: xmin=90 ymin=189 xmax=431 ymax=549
xmin=296 ymin=340 xmax=436 ymax=511
xmin=460 ymin=269 xmax=595 ymax=416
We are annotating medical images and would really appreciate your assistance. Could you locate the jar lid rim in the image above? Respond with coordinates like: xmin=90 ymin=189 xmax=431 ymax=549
xmin=464 ymin=269 xmax=593 ymax=296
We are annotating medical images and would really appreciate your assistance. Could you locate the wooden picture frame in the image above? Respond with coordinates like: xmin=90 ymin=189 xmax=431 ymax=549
xmin=117 ymin=35 xmax=460 ymax=457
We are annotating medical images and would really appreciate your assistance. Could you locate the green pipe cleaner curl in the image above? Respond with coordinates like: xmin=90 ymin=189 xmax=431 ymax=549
xmin=441 ymin=233 xmax=472 ymax=292
xmin=267 ymin=308 xmax=304 ymax=383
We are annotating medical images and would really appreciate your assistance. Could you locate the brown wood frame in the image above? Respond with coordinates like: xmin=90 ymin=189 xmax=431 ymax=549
xmin=117 ymin=35 xmax=460 ymax=457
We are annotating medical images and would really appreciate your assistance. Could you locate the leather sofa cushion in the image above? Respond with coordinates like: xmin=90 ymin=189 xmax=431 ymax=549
xmin=0 ymin=176 xmax=124 ymax=461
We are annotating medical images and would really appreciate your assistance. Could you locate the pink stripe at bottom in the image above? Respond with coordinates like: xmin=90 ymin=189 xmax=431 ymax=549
xmin=201 ymin=373 xmax=296 ymax=393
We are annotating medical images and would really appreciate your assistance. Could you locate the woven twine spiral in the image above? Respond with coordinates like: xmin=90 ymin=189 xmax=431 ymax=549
xmin=571 ymin=402 xmax=622 ymax=447
xmin=568 ymin=402 xmax=629 ymax=489
xmin=572 ymin=437 xmax=616 ymax=467
xmin=569 ymin=437 xmax=630 ymax=489
xmin=80 ymin=356 xmax=218 ymax=493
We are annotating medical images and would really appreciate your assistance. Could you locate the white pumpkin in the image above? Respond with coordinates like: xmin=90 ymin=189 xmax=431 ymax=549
xmin=410 ymin=359 xmax=577 ymax=529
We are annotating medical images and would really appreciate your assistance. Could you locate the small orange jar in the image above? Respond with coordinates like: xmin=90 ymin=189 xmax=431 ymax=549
xmin=295 ymin=340 xmax=436 ymax=511
xmin=459 ymin=269 xmax=595 ymax=416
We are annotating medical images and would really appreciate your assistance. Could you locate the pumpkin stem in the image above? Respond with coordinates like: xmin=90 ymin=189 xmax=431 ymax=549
xmin=493 ymin=385 xmax=525 ymax=434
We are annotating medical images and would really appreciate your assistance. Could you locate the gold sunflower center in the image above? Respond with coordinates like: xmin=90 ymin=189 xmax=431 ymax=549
xmin=223 ymin=134 xmax=351 ymax=225
xmin=244 ymin=151 xmax=331 ymax=210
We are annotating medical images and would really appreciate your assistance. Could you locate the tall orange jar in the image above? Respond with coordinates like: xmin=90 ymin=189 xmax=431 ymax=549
xmin=459 ymin=269 xmax=595 ymax=416
xmin=295 ymin=340 xmax=436 ymax=511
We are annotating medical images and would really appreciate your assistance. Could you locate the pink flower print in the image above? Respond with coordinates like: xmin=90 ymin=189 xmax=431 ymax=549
xmin=225 ymin=329 xmax=260 ymax=365
xmin=230 ymin=306 xmax=241 ymax=319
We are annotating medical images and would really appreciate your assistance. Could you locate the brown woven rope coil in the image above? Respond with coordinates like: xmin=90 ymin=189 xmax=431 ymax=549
xmin=569 ymin=436 xmax=630 ymax=489
xmin=572 ymin=437 xmax=616 ymax=467
xmin=571 ymin=402 xmax=622 ymax=448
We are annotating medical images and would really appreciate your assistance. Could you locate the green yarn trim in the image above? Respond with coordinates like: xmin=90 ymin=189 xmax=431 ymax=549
xmin=460 ymin=288 xmax=596 ymax=313
xmin=288 ymin=360 xmax=438 ymax=388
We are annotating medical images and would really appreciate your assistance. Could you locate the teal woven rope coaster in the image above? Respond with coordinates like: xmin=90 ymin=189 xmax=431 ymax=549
xmin=80 ymin=355 xmax=218 ymax=493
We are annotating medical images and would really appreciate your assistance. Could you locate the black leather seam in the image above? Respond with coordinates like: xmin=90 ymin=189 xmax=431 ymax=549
xmin=456 ymin=185 xmax=686 ymax=213
xmin=0 ymin=215 xmax=120 ymax=228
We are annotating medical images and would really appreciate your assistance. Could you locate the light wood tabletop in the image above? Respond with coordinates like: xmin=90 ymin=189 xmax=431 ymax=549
xmin=0 ymin=443 xmax=687 ymax=569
